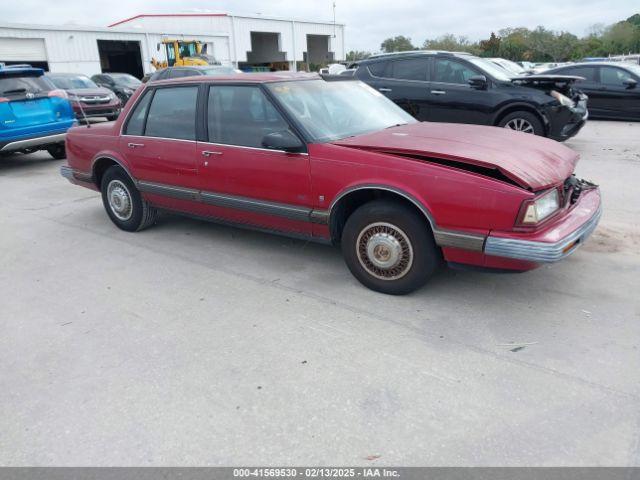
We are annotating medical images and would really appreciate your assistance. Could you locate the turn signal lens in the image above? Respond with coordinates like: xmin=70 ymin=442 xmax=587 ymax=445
xmin=518 ymin=189 xmax=560 ymax=226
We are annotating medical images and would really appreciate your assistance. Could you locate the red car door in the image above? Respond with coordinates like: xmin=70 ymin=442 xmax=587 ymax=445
xmin=120 ymin=86 xmax=199 ymax=207
xmin=195 ymin=84 xmax=313 ymax=236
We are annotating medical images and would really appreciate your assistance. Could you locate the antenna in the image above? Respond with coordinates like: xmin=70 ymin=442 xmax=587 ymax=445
xmin=332 ymin=1 xmax=336 ymax=38
xmin=76 ymin=96 xmax=91 ymax=128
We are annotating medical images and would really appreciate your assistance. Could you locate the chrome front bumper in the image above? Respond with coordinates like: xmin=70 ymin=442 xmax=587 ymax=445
xmin=484 ymin=207 xmax=602 ymax=263
xmin=0 ymin=133 xmax=67 ymax=152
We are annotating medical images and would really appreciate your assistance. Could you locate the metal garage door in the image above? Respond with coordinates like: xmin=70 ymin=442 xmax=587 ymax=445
xmin=0 ymin=38 xmax=47 ymax=62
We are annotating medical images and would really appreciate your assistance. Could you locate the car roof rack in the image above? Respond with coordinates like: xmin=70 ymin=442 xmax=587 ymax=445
xmin=367 ymin=50 xmax=472 ymax=60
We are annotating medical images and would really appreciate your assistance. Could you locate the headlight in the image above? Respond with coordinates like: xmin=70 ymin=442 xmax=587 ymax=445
xmin=68 ymin=94 xmax=79 ymax=101
xmin=551 ymin=90 xmax=575 ymax=108
xmin=107 ymin=92 xmax=116 ymax=100
xmin=518 ymin=189 xmax=560 ymax=225
xmin=123 ymin=88 xmax=134 ymax=95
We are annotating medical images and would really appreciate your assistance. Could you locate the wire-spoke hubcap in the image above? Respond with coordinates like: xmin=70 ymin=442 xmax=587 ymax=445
xmin=107 ymin=180 xmax=133 ymax=221
xmin=504 ymin=118 xmax=535 ymax=133
xmin=356 ymin=222 xmax=414 ymax=281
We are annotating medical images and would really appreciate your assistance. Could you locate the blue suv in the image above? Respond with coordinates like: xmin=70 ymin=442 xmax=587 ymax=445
xmin=0 ymin=64 xmax=76 ymax=159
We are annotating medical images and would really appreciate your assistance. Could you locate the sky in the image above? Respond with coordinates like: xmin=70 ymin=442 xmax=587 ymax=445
xmin=2 ymin=0 xmax=638 ymax=51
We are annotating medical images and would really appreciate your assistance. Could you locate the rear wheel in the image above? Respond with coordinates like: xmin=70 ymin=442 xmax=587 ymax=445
xmin=47 ymin=144 xmax=66 ymax=160
xmin=498 ymin=111 xmax=544 ymax=136
xmin=341 ymin=200 xmax=439 ymax=295
xmin=100 ymin=166 xmax=158 ymax=232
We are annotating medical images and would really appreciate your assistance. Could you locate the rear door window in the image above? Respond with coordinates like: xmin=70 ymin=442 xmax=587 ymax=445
xmin=389 ymin=58 xmax=428 ymax=81
xmin=144 ymin=86 xmax=198 ymax=140
xmin=124 ymin=90 xmax=153 ymax=136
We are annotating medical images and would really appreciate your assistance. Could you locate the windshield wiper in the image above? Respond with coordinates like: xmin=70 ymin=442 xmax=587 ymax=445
xmin=2 ymin=88 xmax=27 ymax=95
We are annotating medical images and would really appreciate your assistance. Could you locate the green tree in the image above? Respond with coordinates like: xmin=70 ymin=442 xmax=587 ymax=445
xmin=346 ymin=50 xmax=371 ymax=62
xmin=478 ymin=32 xmax=501 ymax=57
xmin=422 ymin=34 xmax=479 ymax=54
xmin=380 ymin=35 xmax=414 ymax=53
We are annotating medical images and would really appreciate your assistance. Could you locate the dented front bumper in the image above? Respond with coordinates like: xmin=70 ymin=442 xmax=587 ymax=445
xmin=484 ymin=187 xmax=601 ymax=263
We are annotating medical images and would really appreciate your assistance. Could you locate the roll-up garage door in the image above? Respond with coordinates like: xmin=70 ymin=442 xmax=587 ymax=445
xmin=0 ymin=38 xmax=47 ymax=62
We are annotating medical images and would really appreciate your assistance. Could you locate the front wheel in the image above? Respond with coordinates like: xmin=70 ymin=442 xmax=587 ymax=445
xmin=341 ymin=200 xmax=440 ymax=295
xmin=100 ymin=166 xmax=158 ymax=232
xmin=498 ymin=111 xmax=544 ymax=136
xmin=47 ymin=144 xmax=66 ymax=160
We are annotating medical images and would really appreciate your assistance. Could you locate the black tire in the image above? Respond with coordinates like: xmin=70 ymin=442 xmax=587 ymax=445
xmin=341 ymin=200 xmax=440 ymax=295
xmin=100 ymin=165 xmax=158 ymax=232
xmin=498 ymin=111 xmax=544 ymax=136
xmin=47 ymin=144 xmax=66 ymax=160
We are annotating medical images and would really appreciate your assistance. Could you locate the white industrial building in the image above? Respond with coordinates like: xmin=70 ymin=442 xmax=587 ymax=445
xmin=0 ymin=12 xmax=345 ymax=78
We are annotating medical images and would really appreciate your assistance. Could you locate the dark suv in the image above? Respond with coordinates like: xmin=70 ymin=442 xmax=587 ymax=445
xmin=353 ymin=51 xmax=588 ymax=141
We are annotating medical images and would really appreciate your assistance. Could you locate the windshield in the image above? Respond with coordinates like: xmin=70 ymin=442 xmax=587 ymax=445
xmin=48 ymin=75 xmax=97 ymax=89
xmin=467 ymin=57 xmax=514 ymax=81
xmin=622 ymin=64 xmax=640 ymax=77
xmin=493 ymin=59 xmax=525 ymax=75
xmin=0 ymin=74 xmax=53 ymax=99
xmin=202 ymin=67 xmax=238 ymax=75
xmin=267 ymin=80 xmax=416 ymax=142
xmin=111 ymin=74 xmax=141 ymax=87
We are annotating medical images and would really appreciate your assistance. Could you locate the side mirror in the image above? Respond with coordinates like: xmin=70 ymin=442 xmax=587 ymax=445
xmin=623 ymin=78 xmax=637 ymax=89
xmin=262 ymin=131 xmax=304 ymax=153
xmin=468 ymin=75 xmax=488 ymax=90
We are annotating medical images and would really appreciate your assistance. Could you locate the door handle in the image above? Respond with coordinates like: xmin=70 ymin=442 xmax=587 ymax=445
xmin=378 ymin=87 xmax=392 ymax=92
xmin=430 ymin=90 xmax=446 ymax=95
xmin=127 ymin=142 xmax=145 ymax=148
xmin=202 ymin=150 xmax=223 ymax=157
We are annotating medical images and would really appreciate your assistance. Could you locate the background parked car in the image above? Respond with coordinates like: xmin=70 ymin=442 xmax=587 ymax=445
xmin=545 ymin=62 xmax=640 ymax=120
xmin=46 ymin=73 xmax=122 ymax=121
xmin=488 ymin=58 xmax=527 ymax=76
xmin=143 ymin=65 xmax=242 ymax=83
xmin=353 ymin=51 xmax=588 ymax=141
xmin=0 ymin=65 xmax=75 ymax=159
xmin=91 ymin=73 xmax=141 ymax=105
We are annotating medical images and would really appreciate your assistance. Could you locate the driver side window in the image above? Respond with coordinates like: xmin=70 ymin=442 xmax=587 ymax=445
xmin=600 ymin=67 xmax=634 ymax=87
xmin=433 ymin=59 xmax=478 ymax=85
xmin=207 ymin=85 xmax=291 ymax=149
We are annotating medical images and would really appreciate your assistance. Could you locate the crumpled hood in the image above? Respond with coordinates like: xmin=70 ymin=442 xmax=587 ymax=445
xmin=332 ymin=122 xmax=579 ymax=191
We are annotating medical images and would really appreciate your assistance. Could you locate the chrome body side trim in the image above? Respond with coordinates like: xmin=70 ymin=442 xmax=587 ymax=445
xmin=434 ymin=229 xmax=486 ymax=252
xmin=138 ymin=181 xmax=199 ymax=202
xmin=200 ymin=191 xmax=311 ymax=222
xmin=484 ymin=207 xmax=602 ymax=262
xmin=0 ymin=133 xmax=66 ymax=152
xmin=60 ymin=166 xmax=93 ymax=183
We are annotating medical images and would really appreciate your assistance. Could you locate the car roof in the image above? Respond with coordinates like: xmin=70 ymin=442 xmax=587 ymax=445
xmin=0 ymin=65 xmax=44 ymax=76
xmin=46 ymin=72 xmax=88 ymax=77
xmin=550 ymin=62 xmax=636 ymax=69
xmin=148 ymin=71 xmax=319 ymax=86
xmin=360 ymin=50 xmax=473 ymax=64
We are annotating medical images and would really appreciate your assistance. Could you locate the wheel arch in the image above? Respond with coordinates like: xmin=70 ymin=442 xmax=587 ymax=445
xmin=91 ymin=154 xmax=135 ymax=189
xmin=328 ymin=185 xmax=437 ymax=244
xmin=493 ymin=103 xmax=548 ymax=133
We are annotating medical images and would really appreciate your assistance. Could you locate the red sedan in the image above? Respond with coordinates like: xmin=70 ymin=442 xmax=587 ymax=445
xmin=61 ymin=73 xmax=601 ymax=294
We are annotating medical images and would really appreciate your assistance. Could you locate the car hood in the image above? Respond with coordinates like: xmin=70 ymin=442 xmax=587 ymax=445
xmin=66 ymin=88 xmax=113 ymax=97
xmin=332 ymin=122 xmax=579 ymax=191
xmin=510 ymin=74 xmax=584 ymax=86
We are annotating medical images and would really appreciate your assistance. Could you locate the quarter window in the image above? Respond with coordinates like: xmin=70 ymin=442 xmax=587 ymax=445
xmin=124 ymin=90 xmax=152 ymax=136
xmin=207 ymin=85 xmax=291 ymax=148
xmin=389 ymin=58 xmax=428 ymax=81
xmin=433 ymin=59 xmax=478 ymax=84
xmin=367 ymin=61 xmax=388 ymax=77
xmin=144 ymin=86 xmax=198 ymax=140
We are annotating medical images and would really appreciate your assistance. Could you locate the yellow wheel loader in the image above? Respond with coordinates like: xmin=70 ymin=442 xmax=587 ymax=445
xmin=151 ymin=39 xmax=219 ymax=70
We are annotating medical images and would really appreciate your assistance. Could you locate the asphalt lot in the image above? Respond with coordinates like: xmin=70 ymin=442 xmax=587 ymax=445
xmin=0 ymin=120 xmax=639 ymax=466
